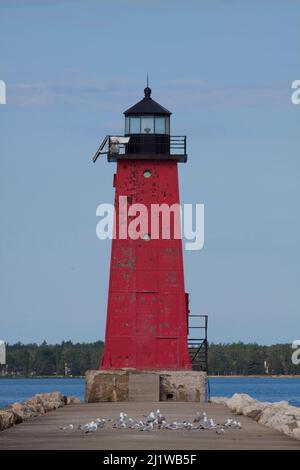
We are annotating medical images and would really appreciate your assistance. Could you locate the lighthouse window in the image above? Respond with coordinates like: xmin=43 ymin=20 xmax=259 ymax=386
xmin=154 ymin=116 xmax=165 ymax=134
xmin=129 ymin=117 xmax=140 ymax=134
xmin=141 ymin=116 xmax=154 ymax=134
xmin=143 ymin=170 xmax=151 ymax=178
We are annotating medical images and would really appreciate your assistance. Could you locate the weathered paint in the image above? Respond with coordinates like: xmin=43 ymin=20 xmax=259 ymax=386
xmin=101 ymin=160 xmax=192 ymax=370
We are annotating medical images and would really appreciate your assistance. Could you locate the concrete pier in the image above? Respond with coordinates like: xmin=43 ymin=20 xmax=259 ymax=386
xmin=0 ymin=401 xmax=299 ymax=450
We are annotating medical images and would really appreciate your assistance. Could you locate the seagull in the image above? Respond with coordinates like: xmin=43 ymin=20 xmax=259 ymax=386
xmin=183 ymin=421 xmax=193 ymax=430
xmin=222 ymin=418 xmax=241 ymax=429
xmin=60 ymin=424 xmax=74 ymax=431
xmin=223 ymin=418 xmax=233 ymax=427
xmin=71 ymin=410 xmax=235 ymax=436
xmin=216 ymin=428 xmax=225 ymax=434
xmin=166 ymin=421 xmax=178 ymax=430
xmin=208 ymin=418 xmax=217 ymax=429
xmin=132 ymin=423 xmax=141 ymax=430
xmin=87 ymin=423 xmax=98 ymax=433
xmin=193 ymin=411 xmax=206 ymax=423
xmin=78 ymin=423 xmax=87 ymax=431
xmin=155 ymin=409 xmax=166 ymax=420
xmin=145 ymin=411 xmax=156 ymax=423
xmin=96 ymin=418 xmax=106 ymax=429
xmin=126 ymin=417 xmax=134 ymax=428
xmin=155 ymin=409 xmax=166 ymax=426
xmin=80 ymin=421 xmax=98 ymax=433
xmin=113 ymin=412 xmax=125 ymax=422
xmin=118 ymin=422 xmax=127 ymax=429
xmin=160 ymin=420 xmax=168 ymax=429
xmin=231 ymin=420 xmax=242 ymax=429
xmin=157 ymin=415 xmax=164 ymax=426
xmin=199 ymin=416 xmax=210 ymax=429
xmin=113 ymin=413 xmax=126 ymax=428
xmin=113 ymin=417 xmax=127 ymax=429
xmin=142 ymin=422 xmax=154 ymax=432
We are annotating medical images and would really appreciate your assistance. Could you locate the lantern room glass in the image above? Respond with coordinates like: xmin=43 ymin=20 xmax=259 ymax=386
xmin=125 ymin=116 xmax=170 ymax=135
xmin=129 ymin=117 xmax=140 ymax=133
xmin=154 ymin=117 xmax=165 ymax=134
xmin=141 ymin=116 xmax=154 ymax=134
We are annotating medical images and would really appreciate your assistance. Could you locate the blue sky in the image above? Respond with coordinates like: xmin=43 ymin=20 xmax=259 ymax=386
xmin=0 ymin=0 xmax=299 ymax=345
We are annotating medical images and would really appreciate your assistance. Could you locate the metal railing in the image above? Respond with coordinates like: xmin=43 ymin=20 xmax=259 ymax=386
xmin=92 ymin=135 xmax=187 ymax=162
xmin=188 ymin=314 xmax=208 ymax=372
xmin=110 ymin=135 xmax=186 ymax=156
xmin=169 ymin=136 xmax=186 ymax=155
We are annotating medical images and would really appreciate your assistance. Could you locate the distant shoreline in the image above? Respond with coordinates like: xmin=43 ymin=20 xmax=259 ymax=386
xmin=0 ymin=375 xmax=84 ymax=379
xmin=208 ymin=374 xmax=300 ymax=379
xmin=1 ymin=374 xmax=300 ymax=379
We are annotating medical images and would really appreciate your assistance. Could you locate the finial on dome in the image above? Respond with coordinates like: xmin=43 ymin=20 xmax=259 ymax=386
xmin=144 ymin=72 xmax=151 ymax=97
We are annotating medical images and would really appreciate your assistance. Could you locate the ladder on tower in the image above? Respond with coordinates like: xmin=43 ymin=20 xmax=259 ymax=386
xmin=188 ymin=314 xmax=208 ymax=372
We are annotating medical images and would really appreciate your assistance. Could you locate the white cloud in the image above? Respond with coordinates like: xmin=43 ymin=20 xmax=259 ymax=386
xmin=7 ymin=76 xmax=290 ymax=111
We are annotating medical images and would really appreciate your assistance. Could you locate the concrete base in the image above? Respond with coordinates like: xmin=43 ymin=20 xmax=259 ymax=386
xmin=129 ymin=373 xmax=159 ymax=402
xmin=85 ymin=369 xmax=207 ymax=403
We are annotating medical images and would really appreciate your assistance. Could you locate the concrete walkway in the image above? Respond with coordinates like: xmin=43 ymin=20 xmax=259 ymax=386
xmin=0 ymin=402 xmax=299 ymax=450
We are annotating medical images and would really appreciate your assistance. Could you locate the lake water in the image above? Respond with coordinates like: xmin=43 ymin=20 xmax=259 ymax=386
xmin=0 ymin=377 xmax=300 ymax=409
xmin=0 ymin=378 xmax=84 ymax=409
xmin=208 ymin=377 xmax=300 ymax=407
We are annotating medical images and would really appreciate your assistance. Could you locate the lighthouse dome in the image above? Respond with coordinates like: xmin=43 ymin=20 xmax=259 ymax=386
xmin=124 ymin=87 xmax=171 ymax=136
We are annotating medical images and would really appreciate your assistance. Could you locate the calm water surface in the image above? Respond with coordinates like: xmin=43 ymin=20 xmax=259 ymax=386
xmin=208 ymin=377 xmax=300 ymax=407
xmin=0 ymin=378 xmax=84 ymax=408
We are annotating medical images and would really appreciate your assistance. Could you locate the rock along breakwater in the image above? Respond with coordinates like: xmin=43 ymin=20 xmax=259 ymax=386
xmin=0 ymin=392 xmax=81 ymax=431
xmin=211 ymin=393 xmax=300 ymax=441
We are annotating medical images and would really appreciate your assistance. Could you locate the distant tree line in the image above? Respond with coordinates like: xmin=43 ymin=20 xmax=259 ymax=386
xmin=3 ymin=341 xmax=299 ymax=376
xmin=208 ymin=342 xmax=300 ymax=375
xmin=5 ymin=341 xmax=104 ymax=376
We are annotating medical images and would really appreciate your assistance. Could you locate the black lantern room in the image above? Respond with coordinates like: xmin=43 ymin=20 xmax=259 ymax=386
xmin=124 ymin=86 xmax=171 ymax=155
xmin=92 ymin=85 xmax=186 ymax=163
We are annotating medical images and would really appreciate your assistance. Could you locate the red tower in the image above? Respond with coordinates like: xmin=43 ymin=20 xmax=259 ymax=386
xmin=94 ymin=86 xmax=191 ymax=370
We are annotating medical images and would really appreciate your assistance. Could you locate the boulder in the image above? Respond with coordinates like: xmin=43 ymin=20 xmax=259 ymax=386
xmin=242 ymin=401 xmax=267 ymax=421
xmin=35 ymin=392 xmax=67 ymax=411
xmin=26 ymin=395 xmax=46 ymax=416
xmin=226 ymin=393 xmax=260 ymax=415
xmin=66 ymin=396 xmax=81 ymax=405
xmin=212 ymin=392 xmax=300 ymax=441
xmin=210 ymin=396 xmax=229 ymax=406
xmin=257 ymin=402 xmax=300 ymax=440
xmin=212 ymin=393 xmax=266 ymax=420
xmin=0 ymin=392 xmax=79 ymax=432
xmin=8 ymin=402 xmax=33 ymax=421
xmin=0 ymin=410 xmax=16 ymax=431
xmin=293 ymin=428 xmax=300 ymax=440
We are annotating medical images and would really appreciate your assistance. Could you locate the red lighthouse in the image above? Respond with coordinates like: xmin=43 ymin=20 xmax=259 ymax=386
xmin=94 ymin=85 xmax=191 ymax=371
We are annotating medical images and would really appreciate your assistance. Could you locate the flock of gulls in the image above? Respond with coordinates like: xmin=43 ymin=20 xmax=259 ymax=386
xmin=61 ymin=409 xmax=242 ymax=435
